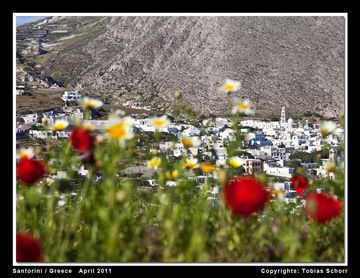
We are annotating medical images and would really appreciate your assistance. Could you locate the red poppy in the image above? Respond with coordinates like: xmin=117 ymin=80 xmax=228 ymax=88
xmin=305 ymin=192 xmax=342 ymax=223
xmin=16 ymin=158 xmax=46 ymax=186
xmin=224 ymin=176 xmax=269 ymax=216
xmin=16 ymin=233 xmax=43 ymax=262
xmin=69 ymin=128 xmax=94 ymax=153
xmin=291 ymin=175 xmax=309 ymax=196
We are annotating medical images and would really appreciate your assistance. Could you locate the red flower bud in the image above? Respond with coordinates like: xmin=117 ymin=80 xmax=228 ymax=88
xmin=69 ymin=128 xmax=94 ymax=153
xmin=16 ymin=158 xmax=46 ymax=186
xmin=224 ymin=176 xmax=269 ymax=217
xmin=291 ymin=175 xmax=309 ymax=196
xmin=305 ymin=192 xmax=342 ymax=223
xmin=16 ymin=233 xmax=43 ymax=262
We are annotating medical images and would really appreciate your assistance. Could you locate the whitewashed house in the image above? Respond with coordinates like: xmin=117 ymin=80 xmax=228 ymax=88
xmin=22 ymin=114 xmax=39 ymax=124
xmin=183 ymin=126 xmax=200 ymax=136
xmin=61 ymin=90 xmax=81 ymax=102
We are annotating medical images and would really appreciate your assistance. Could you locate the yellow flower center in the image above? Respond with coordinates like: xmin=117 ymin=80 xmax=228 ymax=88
xmin=85 ymin=103 xmax=96 ymax=109
xmin=107 ymin=122 xmax=126 ymax=140
xmin=166 ymin=170 xmax=178 ymax=180
xmin=52 ymin=121 xmax=68 ymax=131
xmin=182 ymin=137 xmax=193 ymax=148
xmin=151 ymin=118 xmax=166 ymax=128
xmin=19 ymin=150 xmax=32 ymax=159
xmin=184 ymin=161 xmax=197 ymax=169
xmin=200 ymin=163 xmax=216 ymax=173
xmin=235 ymin=102 xmax=249 ymax=111
xmin=229 ymin=159 xmax=241 ymax=168
xmin=148 ymin=158 xmax=161 ymax=169
xmin=223 ymin=84 xmax=236 ymax=92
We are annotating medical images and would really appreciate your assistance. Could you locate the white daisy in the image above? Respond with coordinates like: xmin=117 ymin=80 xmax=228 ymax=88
xmin=219 ymin=79 xmax=241 ymax=93
xmin=232 ymin=99 xmax=255 ymax=115
xmin=150 ymin=115 xmax=170 ymax=129
xmin=80 ymin=97 xmax=103 ymax=110
xmin=319 ymin=121 xmax=337 ymax=138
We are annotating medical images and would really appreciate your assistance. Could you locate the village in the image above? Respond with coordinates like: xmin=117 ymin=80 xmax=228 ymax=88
xmin=15 ymin=89 xmax=344 ymax=205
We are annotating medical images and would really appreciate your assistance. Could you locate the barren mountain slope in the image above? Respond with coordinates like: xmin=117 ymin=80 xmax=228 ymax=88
xmin=30 ymin=16 xmax=344 ymax=118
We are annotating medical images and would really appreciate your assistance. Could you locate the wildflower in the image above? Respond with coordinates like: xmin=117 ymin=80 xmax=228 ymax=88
xmin=44 ymin=177 xmax=55 ymax=187
xmin=305 ymin=192 xmax=342 ymax=223
xmin=80 ymin=97 xmax=103 ymax=110
xmin=147 ymin=157 xmax=161 ymax=170
xmin=200 ymin=163 xmax=216 ymax=174
xmin=319 ymin=121 xmax=337 ymax=138
xmin=41 ymin=116 xmax=51 ymax=127
xmin=224 ymin=176 xmax=269 ymax=217
xmin=183 ymin=158 xmax=198 ymax=170
xmin=228 ymin=156 xmax=242 ymax=168
xmin=16 ymin=148 xmax=34 ymax=160
xmin=69 ymin=128 xmax=94 ymax=153
xmin=16 ymin=158 xmax=46 ymax=186
xmin=150 ymin=115 xmax=170 ymax=129
xmin=16 ymin=233 xmax=43 ymax=262
xmin=274 ymin=188 xmax=285 ymax=199
xmin=106 ymin=116 xmax=134 ymax=141
xmin=232 ymin=99 xmax=255 ymax=115
xmin=51 ymin=119 xmax=69 ymax=131
xmin=291 ymin=175 xmax=309 ymax=196
xmin=326 ymin=161 xmax=336 ymax=173
xmin=82 ymin=122 xmax=94 ymax=132
xmin=219 ymin=79 xmax=241 ymax=93
xmin=181 ymin=136 xmax=201 ymax=148
xmin=166 ymin=170 xmax=178 ymax=181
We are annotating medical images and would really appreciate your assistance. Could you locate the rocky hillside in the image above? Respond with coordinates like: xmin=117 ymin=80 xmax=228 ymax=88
xmin=17 ymin=16 xmax=345 ymax=118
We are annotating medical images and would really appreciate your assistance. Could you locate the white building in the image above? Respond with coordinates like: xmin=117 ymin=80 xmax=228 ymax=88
xmin=61 ymin=90 xmax=81 ymax=102
xmin=22 ymin=114 xmax=38 ymax=124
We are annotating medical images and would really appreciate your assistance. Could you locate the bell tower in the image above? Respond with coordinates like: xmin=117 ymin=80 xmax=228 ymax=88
xmin=280 ymin=106 xmax=286 ymax=126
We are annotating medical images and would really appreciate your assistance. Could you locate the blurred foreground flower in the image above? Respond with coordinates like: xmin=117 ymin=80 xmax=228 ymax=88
xmin=183 ymin=158 xmax=198 ymax=170
xmin=106 ymin=116 xmax=134 ymax=142
xmin=200 ymin=163 xmax=216 ymax=174
xmin=147 ymin=157 xmax=161 ymax=170
xmin=51 ymin=119 xmax=69 ymax=131
xmin=69 ymin=128 xmax=94 ymax=153
xmin=16 ymin=158 xmax=46 ymax=186
xmin=291 ymin=175 xmax=309 ymax=196
xmin=150 ymin=115 xmax=170 ymax=129
xmin=320 ymin=121 xmax=337 ymax=138
xmin=219 ymin=79 xmax=240 ymax=93
xmin=80 ymin=97 xmax=103 ymax=110
xmin=181 ymin=136 xmax=201 ymax=149
xmin=326 ymin=161 xmax=336 ymax=173
xmin=41 ymin=116 xmax=51 ymax=127
xmin=224 ymin=176 xmax=269 ymax=217
xmin=17 ymin=148 xmax=34 ymax=160
xmin=16 ymin=233 xmax=43 ymax=262
xmin=228 ymin=156 xmax=242 ymax=168
xmin=166 ymin=170 xmax=179 ymax=181
xmin=305 ymin=192 xmax=342 ymax=223
xmin=232 ymin=99 xmax=255 ymax=115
